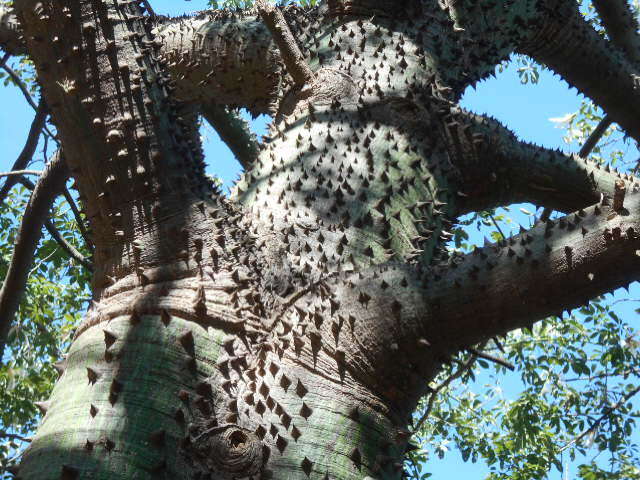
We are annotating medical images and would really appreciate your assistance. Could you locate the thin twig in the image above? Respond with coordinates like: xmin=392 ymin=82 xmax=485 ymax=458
xmin=0 ymin=170 xmax=42 ymax=178
xmin=61 ymin=187 xmax=92 ymax=251
xmin=564 ymin=368 xmax=640 ymax=383
xmin=0 ymin=431 xmax=31 ymax=443
xmin=492 ymin=336 xmax=506 ymax=354
xmin=0 ymin=57 xmax=37 ymax=110
xmin=559 ymin=384 xmax=640 ymax=453
xmin=0 ymin=101 xmax=48 ymax=205
xmin=412 ymin=347 xmax=484 ymax=434
xmin=489 ymin=213 xmax=505 ymax=239
xmin=0 ymin=59 xmax=56 ymax=140
xmin=467 ymin=347 xmax=515 ymax=371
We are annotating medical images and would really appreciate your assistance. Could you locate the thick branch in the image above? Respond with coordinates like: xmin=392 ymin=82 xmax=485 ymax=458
xmin=422 ymin=194 xmax=640 ymax=351
xmin=445 ymin=108 xmax=638 ymax=215
xmin=154 ymin=11 xmax=285 ymax=115
xmin=518 ymin=1 xmax=640 ymax=142
xmin=200 ymin=104 xmax=259 ymax=170
xmin=0 ymin=152 xmax=69 ymax=362
xmin=592 ymin=0 xmax=640 ymax=66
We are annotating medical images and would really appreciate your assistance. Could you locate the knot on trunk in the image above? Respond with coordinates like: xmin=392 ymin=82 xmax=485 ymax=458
xmin=190 ymin=424 xmax=267 ymax=478
xmin=278 ymin=68 xmax=357 ymax=120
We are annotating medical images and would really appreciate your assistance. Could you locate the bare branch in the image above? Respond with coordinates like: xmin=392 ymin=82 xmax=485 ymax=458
xmin=592 ymin=0 xmax=640 ymax=66
xmin=61 ymin=187 xmax=92 ymax=252
xmin=16 ymin=175 xmax=93 ymax=271
xmin=200 ymin=104 xmax=259 ymax=171
xmin=0 ymin=170 xmax=42 ymax=178
xmin=0 ymin=431 xmax=31 ymax=443
xmin=0 ymin=101 xmax=48 ymax=205
xmin=0 ymin=152 xmax=69 ymax=363
xmin=466 ymin=347 xmax=515 ymax=371
xmin=0 ymin=56 xmax=37 ymax=111
xmin=580 ymin=115 xmax=614 ymax=159
xmin=255 ymin=0 xmax=314 ymax=87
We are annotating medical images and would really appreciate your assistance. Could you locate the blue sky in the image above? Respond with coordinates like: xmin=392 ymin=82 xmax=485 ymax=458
xmin=0 ymin=1 xmax=638 ymax=479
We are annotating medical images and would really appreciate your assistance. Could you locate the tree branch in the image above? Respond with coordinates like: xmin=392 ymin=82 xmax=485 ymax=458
xmin=0 ymin=431 xmax=31 ymax=443
xmin=539 ymin=114 xmax=612 ymax=221
xmin=255 ymin=0 xmax=314 ymax=87
xmin=517 ymin=1 xmax=640 ymax=143
xmin=0 ymin=152 xmax=69 ymax=363
xmin=466 ymin=347 xmax=515 ymax=371
xmin=421 ymin=193 xmax=640 ymax=353
xmin=0 ymin=101 xmax=48 ymax=205
xmin=0 ymin=170 xmax=42 ymax=178
xmin=61 ymin=187 xmax=92 ymax=252
xmin=559 ymin=383 xmax=640 ymax=453
xmin=412 ymin=348 xmax=481 ymax=434
xmin=200 ymin=104 xmax=259 ymax=170
xmin=444 ymin=108 xmax=637 ymax=215
xmin=154 ymin=10 xmax=286 ymax=115
xmin=16 ymin=175 xmax=93 ymax=271
xmin=0 ymin=56 xmax=38 ymax=111
xmin=579 ymin=115 xmax=614 ymax=159
xmin=592 ymin=0 xmax=640 ymax=66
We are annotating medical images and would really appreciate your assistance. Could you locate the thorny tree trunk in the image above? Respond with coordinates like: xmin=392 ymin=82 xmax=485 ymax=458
xmin=2 ymin=0 xmax=640 ymax=478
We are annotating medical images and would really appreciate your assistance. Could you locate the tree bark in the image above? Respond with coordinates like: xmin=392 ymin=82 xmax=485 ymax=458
xmin=3 ymin=1 xmax=640 ymax=479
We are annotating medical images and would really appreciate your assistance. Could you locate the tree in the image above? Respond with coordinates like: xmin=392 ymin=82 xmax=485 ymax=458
xmin=0 ymin=0 xmax=639 ymax=478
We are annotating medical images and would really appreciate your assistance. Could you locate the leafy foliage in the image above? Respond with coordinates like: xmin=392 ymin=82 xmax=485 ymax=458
xmin=0 ymin=186 xmax=90 ymax=477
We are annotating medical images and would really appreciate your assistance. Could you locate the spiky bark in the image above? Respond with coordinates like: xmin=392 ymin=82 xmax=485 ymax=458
xmin=2 ymin=0 xmax=640 ymax=479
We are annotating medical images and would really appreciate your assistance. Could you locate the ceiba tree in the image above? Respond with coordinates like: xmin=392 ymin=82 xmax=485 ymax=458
xmin=0 ymin=0 xmax=639 ymax=478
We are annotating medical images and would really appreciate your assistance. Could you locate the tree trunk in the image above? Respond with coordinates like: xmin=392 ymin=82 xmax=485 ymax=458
xmin=3 ymin=0 xmax=640 ymax=478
